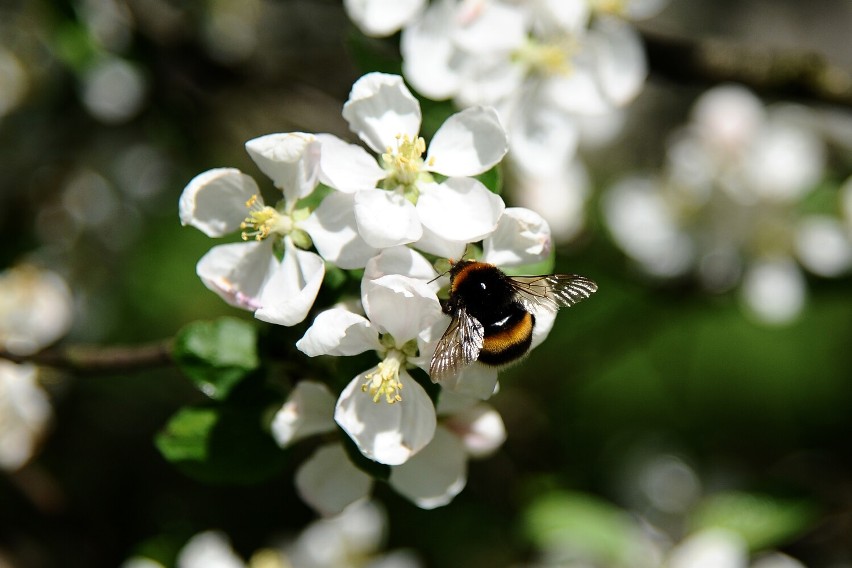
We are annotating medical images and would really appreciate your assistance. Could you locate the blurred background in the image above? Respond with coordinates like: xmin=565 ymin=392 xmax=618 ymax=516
xmin=1 ymin=0 xmax=851 ymax=567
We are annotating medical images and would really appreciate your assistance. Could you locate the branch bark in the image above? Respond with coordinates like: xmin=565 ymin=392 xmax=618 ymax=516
xmin=0 ymin=339 xmax=174 ymax=374
xmin=640 ymin=27 xmax=852 ymax=108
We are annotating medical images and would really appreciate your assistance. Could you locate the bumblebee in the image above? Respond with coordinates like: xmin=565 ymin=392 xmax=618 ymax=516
xmin=429 ymin=260 xmax=598 ymax=382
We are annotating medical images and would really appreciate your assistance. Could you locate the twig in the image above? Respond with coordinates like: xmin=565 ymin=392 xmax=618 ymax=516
xmin=641 ymin=27 xmax=852 ymax=108
xmin=0 ymin=339 xmax=174 ymax=374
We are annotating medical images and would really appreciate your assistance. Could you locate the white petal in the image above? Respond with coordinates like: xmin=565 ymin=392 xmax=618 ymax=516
xmin=254 ymin=239 xmax=325 ymax=326
xmin=363 ymin=245 xmax=439 ymax=284
xmin=344 ymin=0 xmax=426 ymax=37
xmin=296 ymin=308 xmax=381 ymax=357
xmin=196 ymin=240 xmax=275 ymax=311
xmin=342 ymin=73 xmax=422 ymax=154
xmin=271 ymin=381 xmax=337 ymax=448
xmin=301 ymin=191 xmax=380 ymax=269
xmin=530 ymin=307 xmax=557 ymax=350
xmin=400 ymin=0 xmax=462 ymax=100
xmin=0 ymin=362 xmax=52 ymax=471
xmin=389 ymin=426 xmax=467 ymax=509
xmin=438 ymin=365 xmax=499 ymax=400
xmin=482 ymin=207 xmax=553 ymax=267
xmin=508 ymin=160 xmax=589 ymax=244
xmin=667 ymin=529 xmax=748 ymax=568
xmin=740 ymin=257 xmax=806 ymax=325
xmin=295 ymin=444 xmax=373 ymax=517
xmin=245 ymin=132 xmax=320 ymax=202
xmin=177 ymin=531 xmax=245 ymax=568
xmin=794 ymin=216 xmax=852 ymax=277
xmin=335 ymin=368 xmax=436 ymax=466
xmin=451 ymin=1 xmax=527 ymax=55
xmin=443 ymin=403 xmax=506 ymax=458
xmin=545 ymin=65 xmax=612 ymax=116
xmin=179 ymin=168 xmax=259 ymax=237
xmin=411 ymin=223 xmax=468 ymax=259
xmin=505 ymin=96 xmax=580 ymax=178
xmin=0 ymin=265 xmax=73 ymax=356
xmin=590 ymin=15 xmax=647 ymax=107
xmin=354 ymin=189 xmax=423 ymax=248
xmin=602 ymin=176 xmax=694 ymax=277
xmin=426 ymin=106 xmax=508 ymax=177
xmin=536 ymin=0 xmax=590 ymax=32
xmin=361 ymin=274 xmax=443 ymax=343
xmin=316 ymin=134 xmax=386 ymax=193
xmin=417 ymin=178 xmax=504 ymax=243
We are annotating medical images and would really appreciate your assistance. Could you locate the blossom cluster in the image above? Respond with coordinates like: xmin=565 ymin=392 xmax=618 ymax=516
xmin=602 ymin=84 xmax=852 ymax=324
xmin=179 ymin=72 xmax=559 ymax=513
xmin=345 ymin=0 xmax=668 ymax=242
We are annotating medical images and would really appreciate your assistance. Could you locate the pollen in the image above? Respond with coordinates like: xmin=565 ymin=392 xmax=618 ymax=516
xmin=240 ymin=195 xmax=292 ymax=241
xmin=361 ymin=350 xmax=405 ymax=404
xmin=514 ymin=38 xmax=574 ymax=76
xmin=381 ymin=134 xmax=427 ymax=187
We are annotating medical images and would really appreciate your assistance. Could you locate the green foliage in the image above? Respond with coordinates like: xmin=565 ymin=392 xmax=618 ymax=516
xmin=523 ymin=490 xmax=642 ymax=565
xmin=173 ymin=317 xmax=260 ymax=401
xmin=689 ymin=491 xmax=818 ymax=551
xmin=155 ymin=404 xmax=288 ymax=485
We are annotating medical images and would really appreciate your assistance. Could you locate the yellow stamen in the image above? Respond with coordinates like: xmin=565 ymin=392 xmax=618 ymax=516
xmin=240 ymin=195 xmax=292 ymax=241
xmin=514 ymin=38 xmax=574 ymax=76
xmin=361 ymin=350 xmax=405 ymax=404
xmin=382 ymin=134 xmax=428 ymax=187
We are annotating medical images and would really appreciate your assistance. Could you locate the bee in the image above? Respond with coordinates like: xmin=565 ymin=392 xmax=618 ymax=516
xmin=429 ymin=259 xmax=598 ymax=382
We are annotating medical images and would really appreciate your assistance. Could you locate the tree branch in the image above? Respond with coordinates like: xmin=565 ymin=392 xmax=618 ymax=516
xmin=641 ymin=27 xmax=852 ymax=108
xmin=0 ymin=339 xmax=174 ymax=374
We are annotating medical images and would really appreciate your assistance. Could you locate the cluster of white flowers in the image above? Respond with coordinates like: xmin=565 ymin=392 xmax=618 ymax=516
xmin=180 ymin=72 xmax=560 ymax=512
xmin=0 ymin=264 xmax=73 ymax=471
xmin=122 ymin=499 xmax=422 ymax=568
xmin=603 ymin=84 xmax=852 ymax=325
xmin=344 ymin=0 xmax=668 ymax=242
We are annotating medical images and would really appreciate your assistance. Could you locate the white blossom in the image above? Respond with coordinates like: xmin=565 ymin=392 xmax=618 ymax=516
xmin=319 ymin=72 xmax=507 ymax=257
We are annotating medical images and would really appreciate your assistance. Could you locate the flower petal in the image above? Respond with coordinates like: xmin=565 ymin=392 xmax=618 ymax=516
xmin=417 ymin=178 xmax=504 ymax=243
xmin=271 ymin=381 xmax=337 ymax=448
xmin=295 ymin=444 xmax=373 ymax=517
xmin=301 ymin=191 xmax=380 ymax=269
xmin=0 ymin=265 xmax=73 ymax=356
xmin=196 ymin=240 xmax=275 ymax=311
xmin=296 ymin=308 xmax=381 ymax=357
xmin=354 ymin=189 xmax=423 ymax=248
xmin=335 ymin=368 xmax=436 ymax=466
xmin=0 ymin=362 xmax=52 ymax=471
xmin=361 ymin=274 xmax=443 ymax=343
xmin=590 ymin=15 xmax=647 ymax=107
xmin=388 ymin=426 xmax=467 ymax=509
xmin=363 ymin=245 xmax=439 ymax=285
xmin=400 ymin=0 xmax=462 ymax=100
xmin=342 ymin=73 xmax=422 ymax=154
xmin=482 ymin=207 xmax=552 ymax=267
xmin=254 ymin=239 xmax=325 ymax=326
xmin=177 ymin=531 xmax=245 ymax=568
xmin=411 ymin=223 xmax=468 ymax=259
xmin=426 ymin=106 xmax=508 ymax=177
xmin=438 ymin=365 xmax=499 ymax=400
xmin=245 ymin=132 xmax=320 ymax=202
xmin=794 ymin=216 xmax=852 ymax=277
xmin=317 ymin=134 xmax=386 ymax=193
xmin=179 ymin=168 xmax=260 ymax=237
xmin=344 ymin=0 xmax=426 ymax=37
xmin=443 ymin=403 xmax=506 ymax=458
xmin=740 ymin=257 xmax=806 ymax=326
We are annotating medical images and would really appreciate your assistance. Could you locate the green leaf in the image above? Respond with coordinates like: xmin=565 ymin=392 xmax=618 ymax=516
xmin=173 ymin=317 xmax=259 ymax=400
xmin=689 ymin=491 xmax=817 ymax=551
xmin=475 ymin=165 xmax=503 ymax=195
xmin=524 ymin=491 xmax=640 ymax=564
xmin=155 ymin=405 xmax=287 ymax=485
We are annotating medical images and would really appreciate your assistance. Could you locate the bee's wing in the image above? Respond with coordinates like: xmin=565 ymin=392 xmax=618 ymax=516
xmin=508 ymin=274 xmax=598 ymax=314
xmin=429 ymin=307 xmax=485 ymax=383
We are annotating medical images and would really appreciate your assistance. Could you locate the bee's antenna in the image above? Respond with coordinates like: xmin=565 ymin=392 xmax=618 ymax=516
xmin=428 ymin=258 xmax=455 ymax=285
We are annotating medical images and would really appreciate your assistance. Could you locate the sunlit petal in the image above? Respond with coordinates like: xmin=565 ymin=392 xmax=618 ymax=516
xmin=271 ymin=381 xmax=337 ymax=448
xmin=245 ymin=132 xmax=320 ymax=202
xmin=296 ymin=308 xmax=381 ymax=357
xmin=426 ymin=106 xmax=508 ymax=177
xmin=255 ymin=239 xmax=325 ymax=326
xmin=179 ymin=168 xmax=260 ymax=237
xmin=342 ymin=73 xmax=422 ymax=154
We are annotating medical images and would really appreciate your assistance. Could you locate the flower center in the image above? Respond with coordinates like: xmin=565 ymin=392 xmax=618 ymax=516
xmin=361 ymin=349 xmax=406 ymax=404
xmin=381 ymin=134 xmax=434 ymax=195
xmin=590 ymin=0 xmax=626 ymax=16
xmin=240 ymin=195 xmax=293 ymax=241
xmin=514 ymin=37 xmax=574 ymax=77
